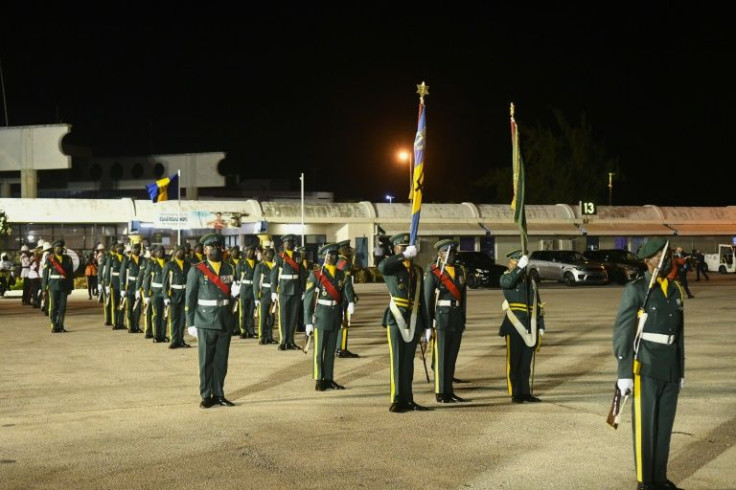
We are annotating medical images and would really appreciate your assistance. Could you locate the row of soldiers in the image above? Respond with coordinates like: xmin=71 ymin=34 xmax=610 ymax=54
xmin=91 ymin=234 xmax=361 ymax=355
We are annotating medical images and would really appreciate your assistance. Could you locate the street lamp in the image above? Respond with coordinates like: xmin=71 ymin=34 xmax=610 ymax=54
xmin=385 ymin=194 xmax=394 ymax=204
xmin=397 ymin=150 xmax=412 ymax=200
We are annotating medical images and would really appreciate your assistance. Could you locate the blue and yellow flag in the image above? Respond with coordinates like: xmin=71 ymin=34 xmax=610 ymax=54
xmin=146 ymin=173 xmax=179 ymax=203
xmin=409 ymin=104 xmax=426 ymax=246
xmin=510 ymin=104 xmax=528 ymax=254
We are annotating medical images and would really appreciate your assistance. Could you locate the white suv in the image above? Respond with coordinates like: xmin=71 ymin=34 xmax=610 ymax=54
xmin=528 ymin=250 xmax=609 ymax=287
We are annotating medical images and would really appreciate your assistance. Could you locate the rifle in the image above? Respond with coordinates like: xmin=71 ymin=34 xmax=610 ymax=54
xmin=119 ymin=294 xmax=128 ymax=311
xmin=607 ymin=240 xmax=669 ymax=428
xmin=303 ymin=332 xmax=312 ymax=354
xmin=163 ymin=303 xmax=171 ymax=319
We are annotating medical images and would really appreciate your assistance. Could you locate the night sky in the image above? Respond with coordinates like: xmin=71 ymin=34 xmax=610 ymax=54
xmin=1 ymin=5 xmax=733 ymax=206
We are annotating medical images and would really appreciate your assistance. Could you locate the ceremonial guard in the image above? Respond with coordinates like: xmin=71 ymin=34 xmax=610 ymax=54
xmin=192 ymin=243 xmax=205 ymax=264
xmin=378 ymin=233 xmax=430 ymax=413
xmin=162 ymin=244 xmax=191 ymax=349
xmin=423 ymin=239 xmax=469 ymax=403
xmin=253 ymin=246 xmax=278 ymax=344
xmin=270 ymin=234 xmax=304 ymax=350
xmin=234 ymin=244 xmax=258 ymax=339
xmin=186 ymin=233 xmax=237 ymax=408
xmin=335 ymin=239 xmax=359 ymax=358
xmin=142 ymin=245 xmax=168 ymax=343
xmin=41 ymin=240 xmax=74 ymax=333
xmin=498 ymin=250 xmax=545 ymax=403
xmin=303 ymin=243 xmax=356 ymax=391
xmin=613 ymin=238 xmax=684 ymax=490
xmin=104 ymin=242 xmax=126 ymax=330
xmin=120 ymin=242 xmax=145 ymax=334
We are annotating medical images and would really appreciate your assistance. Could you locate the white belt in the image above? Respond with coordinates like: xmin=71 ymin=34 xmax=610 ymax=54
xmin=111 ymin=272 xmax=120 ymax=276
xmin=280 ymin=274 xmax=298 ymax=280
xmin=198 ymin=299 xmax=230 ymax=306
xmin=242 ymin=279 xmax=253 ymax=285
xmin=151 ymin=282 xmax=163 ymax=288
xmin=127 ymin=276 xmax=137 ymax=282
xmin=437 ymin=299 xmax=461 ymax=307
xmin=317 ymin=299 xmax=338 ymax=306
xmin=170 ymin=284 xmax=185 ymax=289
xmin=641 ymin=332 xmax=677 ymax=345
xmin=261 ymin=282 xmax=271 ymax=288
xmin=48 ymin=274 xmax=65 ymax=279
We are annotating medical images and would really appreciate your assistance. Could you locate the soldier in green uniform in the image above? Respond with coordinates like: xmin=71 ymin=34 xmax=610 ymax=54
xmin=253 ymin=246 xmax=278 ymax=344
xmin=498 ymin=250 xmax=545 ymax=403
xmin=423 ymin=239 xmax=469 ymax=403
xmin=233 ymin=244 xmax=259 ymax=339
xmin=104 ymin=242 xmax=126 ymax=330
xmin=335 ymin=239 xmax=360 ymax=358
xmin=303 ymin=243 xmax=356 ymax=391
xmin=142 ymin=245 xmax=168 ymax=343
xmin=120 ymin=242 xmax=145 ymax=334
xmin=162 ymin=244 xmax=191 ymax=349
xmin=192 ymin=243 xmax=205 ymax=264
xmin=186 ymin=233 xmax=237 ymax=408
xmin=41 ymin=240 xmax=74 ymax=333
xmin=378 ymin=233 xmax=431 ymax=413
xmin=97 ymin=245 xmax=112 ymax=325
xmin=270 ymin=234 xmax=304 ymax=350
xmin=613 ymin=238 xmax=684 ymax=490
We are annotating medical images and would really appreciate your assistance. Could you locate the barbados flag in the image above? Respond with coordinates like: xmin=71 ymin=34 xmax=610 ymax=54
xmin=409 ymin=103 xmax=426 ymax=246
xmin=146 ymin=173 xmax=179 ymax=203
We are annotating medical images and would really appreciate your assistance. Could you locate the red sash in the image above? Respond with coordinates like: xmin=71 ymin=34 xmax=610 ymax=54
xmin=196 ymin=262 xmax=231 ymax=296
xmin=336 ymin=258 xmax=349 ymax=271
xmin=280 ymin=252 xmax=300 ymax=272
xmin=49 ymin=256 xmax=67 ymax=278
xmin=314 ymin=271 xmax=341 ymax=303
xmin=431 ymin=265 xmax=461 ymax=301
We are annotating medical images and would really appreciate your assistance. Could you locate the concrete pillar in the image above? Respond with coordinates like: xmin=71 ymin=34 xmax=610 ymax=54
xmin=20 ymin=169 xmax=38 ymax=198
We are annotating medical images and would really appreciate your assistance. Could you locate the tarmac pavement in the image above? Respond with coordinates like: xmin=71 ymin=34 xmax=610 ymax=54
xmin=1 ymin=276 xmax=735 ymax=489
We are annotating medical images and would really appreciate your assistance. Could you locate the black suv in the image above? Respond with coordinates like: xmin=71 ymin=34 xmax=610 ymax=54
xmin=453 ymin=251 xmax=507 ymax=288
xmin=583 ymin=249 xmax=646 ymax=285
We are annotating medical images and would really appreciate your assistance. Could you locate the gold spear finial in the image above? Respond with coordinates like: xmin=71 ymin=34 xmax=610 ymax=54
xmin=416 ymin=81 xmax=430 ymax=105
xmin=510 ymin=102 xmax=515 ymax=118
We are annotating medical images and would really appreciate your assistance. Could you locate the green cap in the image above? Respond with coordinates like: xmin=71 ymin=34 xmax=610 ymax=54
xmin=281 ymin=234 xmax=297 ymax=243
xmin=173 ymin=244 xmax=186 ymax=252
xmin=389 ymin=233 xmax=410 ymax=246
xmin=637 ymin=237 xmax=667 ymax=259
xmin=434 ymin=239 xmax=458 ymax=252
xmin=200 ymin=233 xmax=224 ymax=246
xmin=52 ymin=239 xmax=65 ymax=248
xmin=336 ymin=239 xmax=351 ymax=249
xmin=506 ymin=249 xmax=523 ymax=260
xmin=318 ymin=243 xmax=339 ymax=256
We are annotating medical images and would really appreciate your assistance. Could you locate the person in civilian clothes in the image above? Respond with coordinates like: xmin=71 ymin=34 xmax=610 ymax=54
xmin=613 ymin=238 xmax=685 ymax=490
xmin=234 ymin=244 xmax=258 ymax=339
xmin=20 ymin=244 xmax=32 ymax=305
xmin=335 ymin=239 xmax=360 ymax=358
xmin=186 ymin=233 xmax=237 ymax=408
xmin=423 ymin=239 xmax=469 ymax=404
xmin=498 ymin=249 xmax=545 ymax=403
xmin=253 ymin=246 xmax=278 ymax=344
xmin=304 ymin=243 xmax=356 ymax=391
xmin=270 ymin=234 xmax=304 ymax=350
xmin=27 ymin=247 xmax=42 ymax=308
xmin=41 ymin=240 xmax=74 ymax=333
xmin=162 ymin=244 xmax=191 ymax=349
xmin=142 ymin=245 xmax=168 ymax=343
xmin=378 ymin=233 xmax=431 ymax=413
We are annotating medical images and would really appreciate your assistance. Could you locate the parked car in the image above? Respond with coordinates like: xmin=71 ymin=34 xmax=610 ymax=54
xmin=528 ymin=250 xmax=609 ymax=286
xmin=454 ymin=251 xmax=507 ymax=288
xmin=583 ymin=249 xmax=646 ymax=284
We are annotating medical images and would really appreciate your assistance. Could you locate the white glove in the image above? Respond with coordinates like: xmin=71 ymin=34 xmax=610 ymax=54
xmin=120 ymin=292 xmax=126 ymax=299
xmin=301 ymin=293 xmax=305 ymax=300
xmin=305 ymin=323 xmax=314 ymax=335
xmin=231 ymin=286 xmax=240 ymax=298
xmin=347 ymin=302 xmax=355 ymax=315
xmin=134 ymin=290 xmax=140 ymax=300
xmin=402 ymin=245 xmax=417 ymax=259
xmin=164 ymin=298 xmax=170 ymax=307
xmin=143 ymin=297 xmax=149 ymax=306
xmin=105 ymin=287 xmax=110 ymax=294
xmin=271 ymin=292 xmax=278 ymax=302
xmin=423 ymin=328 xmax=432 ymax=343
xmin=680 ymin=378 xmax=685 ymax=389
xmin=517 ymin=255 xmax=529 ymax=270
xmin=187 ymin=326 xmax=198 ymax=338
xmin=617 ymin=378 xmax=634 ymax=396
xmin=539 ymin=329 xmax=545 ymax=337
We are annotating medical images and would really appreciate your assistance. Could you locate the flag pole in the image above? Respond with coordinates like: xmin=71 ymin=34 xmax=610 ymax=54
xmin=409 ymin=81 xmax=429 ymax=247
xmin=177 ymin=169 xmax=181 ymax=246
xmin=300 ymin=172 xmax=305 ymax=248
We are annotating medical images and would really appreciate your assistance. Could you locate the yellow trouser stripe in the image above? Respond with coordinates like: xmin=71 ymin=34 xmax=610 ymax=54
xmin=48 ymin=294 xmax=55 ymax=330
xmin=505 ymin=335 xmax=512 ymax=395
xmin=634 ymin=373 xmax=643 ymax=482
xmin=277 ymin=302 xmax=284 ymax=342
xmin=387 ymin=328 xmax=395 ymax=401
xmin=313 ymin=329 xmax=319 ymax=380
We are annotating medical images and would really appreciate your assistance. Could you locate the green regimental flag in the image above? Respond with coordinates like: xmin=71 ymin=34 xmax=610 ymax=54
xmin=510 ymin=103 xmax=528 ymax=254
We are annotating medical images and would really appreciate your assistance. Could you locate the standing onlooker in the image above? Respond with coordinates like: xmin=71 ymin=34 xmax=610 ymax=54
xmin=693 ymin=249 xmax=709 ymax=281
xmin=27 ymin=248 xmax=42 ymax=307
xmin=613 ymin=237 xmax=684 ymax=490
xmin=670 ymin=247 xmax=694 ymax=299
xmin=85 ymin=253 xmax=98 ymax=300
xmin=20 ymin=245 xmax=32 ymax=305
